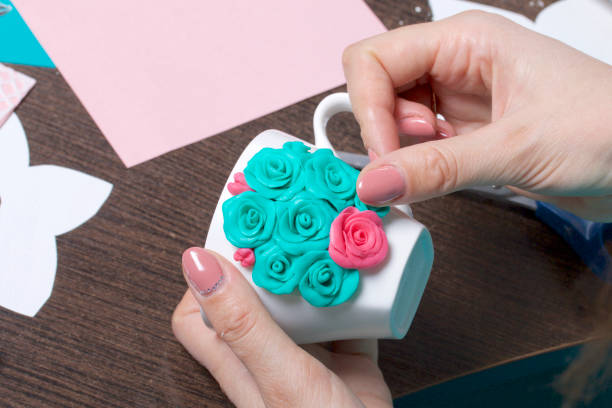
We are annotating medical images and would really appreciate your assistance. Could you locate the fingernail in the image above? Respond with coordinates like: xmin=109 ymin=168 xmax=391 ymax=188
xmin=368 ymin=148 xmax=379 ymax=162
xmin=397 ymin=117 xmax=435 ymax=137
xmin=357 ymin=165 xmax=405 ymax=204
xmin=437 ymin=129 xmax=452 ymax=138
xmin=182 ymin=247 xmax=224 ymax=296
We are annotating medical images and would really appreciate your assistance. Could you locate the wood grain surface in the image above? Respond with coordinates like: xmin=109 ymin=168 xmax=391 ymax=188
xmin=2 ymin=0 xmax=604 ymax=407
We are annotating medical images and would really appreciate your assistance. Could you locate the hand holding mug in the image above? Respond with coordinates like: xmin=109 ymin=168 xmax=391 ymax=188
xmin=172 ymin=249 xmax=393 ymax=408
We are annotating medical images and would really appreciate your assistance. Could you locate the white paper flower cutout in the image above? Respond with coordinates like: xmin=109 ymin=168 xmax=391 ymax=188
xmin=0 ymin=113 xmax=113 ymax=317
xmin=430 ymin=0 xmax=612 ymax=66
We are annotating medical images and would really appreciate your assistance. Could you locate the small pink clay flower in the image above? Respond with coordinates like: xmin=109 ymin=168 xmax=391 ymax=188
xmin=227 ymin=172 xmax=254 ymax=195
xmin=329 ymin=207 xmax=388 ymax=269
xmin=233 ymin=248 xmax=255 ymax=267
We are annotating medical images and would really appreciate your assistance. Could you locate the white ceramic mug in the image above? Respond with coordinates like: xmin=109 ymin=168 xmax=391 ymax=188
xmin=203 ymin=92 xmax=434 ymax=344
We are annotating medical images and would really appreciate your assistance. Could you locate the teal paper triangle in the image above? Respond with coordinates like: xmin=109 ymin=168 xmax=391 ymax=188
xmin=0 ymin=1 xmax=55 ymax=67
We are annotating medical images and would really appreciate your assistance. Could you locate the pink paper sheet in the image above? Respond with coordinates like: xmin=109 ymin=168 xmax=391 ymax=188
xmin=0 ymin=64 xmax=35 ymax=127
xmin=14 ymin=1 xmax=386 ymax=167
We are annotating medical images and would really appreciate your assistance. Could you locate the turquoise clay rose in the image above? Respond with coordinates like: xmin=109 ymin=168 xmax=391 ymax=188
xmin=276 ymin=194 xmax=337 ymax=255
xmin=282 ymin=141 xmax=311 ymax=158
xmin=244 ymin=142 xmax=309 ymax=201
xmin=253 ymin=242 xmax=300 ymax=294
xmin=295 ymin=251 xmax=359 ymax=307
xmin=304 ymin=149 xmax=360 ymax=211
xmin=222 ymin=191 xmax=276 ymax=248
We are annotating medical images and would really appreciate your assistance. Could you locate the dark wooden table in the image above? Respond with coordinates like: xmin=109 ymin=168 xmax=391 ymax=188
xmin=2 ymin=1 xmax=604 ymax=406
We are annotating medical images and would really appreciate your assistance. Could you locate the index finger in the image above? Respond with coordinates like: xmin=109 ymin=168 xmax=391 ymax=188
xmin=342 ymin=21 xmax=443 ymax=155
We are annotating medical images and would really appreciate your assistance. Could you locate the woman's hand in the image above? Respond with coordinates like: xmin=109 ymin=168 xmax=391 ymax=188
xmin=172 ymin=247 xmax=392 ymax=407
xmin=343 ymin=11 xmax=612 ymax=221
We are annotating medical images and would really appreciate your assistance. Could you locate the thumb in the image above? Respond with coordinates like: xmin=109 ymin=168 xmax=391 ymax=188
xmin=181 ymin=247 xmax=327 ymax=407
xmin=357 ymin=120 xmax=522 ymax=204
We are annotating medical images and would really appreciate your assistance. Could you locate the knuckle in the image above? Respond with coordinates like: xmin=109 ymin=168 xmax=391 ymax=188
xmin=457 ymin=9 xmax=490 ymax=19
xmin=342 ymin=41 xmax=372 ymax=70
xmin=420 ymin=145 xmax=459 ymax=193
xmin=455 ymin=9 xmax=499 ymax=24
xmin=216 ymin=300 xmax=258 ymax=345
xmin=341 ymin=42 xmax=360 ymax=68
xmin=453 ymin=10 xmax=512 ymax=35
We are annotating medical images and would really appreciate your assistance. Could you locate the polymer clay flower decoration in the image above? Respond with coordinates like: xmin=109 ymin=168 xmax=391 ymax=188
xmin=223 ymin=141 xmax=389 ymax=307
xmin=328 ymin=207 xmax=388 ymax=269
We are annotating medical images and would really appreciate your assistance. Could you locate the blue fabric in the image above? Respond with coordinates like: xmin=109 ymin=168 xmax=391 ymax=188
xmin=535 ymin=201 xmax=612 ymax=283
xmin=0 ymin=1 xmax=54 ymax=67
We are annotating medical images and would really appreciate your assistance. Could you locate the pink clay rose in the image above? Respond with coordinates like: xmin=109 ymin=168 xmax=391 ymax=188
xmin=329 ymin=207 xmax=388 ymax=269
xmin=233 ymin=248 xmax=255 ymax=267
xmin=227 ymin=172 xmax=254 ymax=195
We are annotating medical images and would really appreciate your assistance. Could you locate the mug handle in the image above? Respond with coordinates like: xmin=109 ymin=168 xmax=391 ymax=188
xmin=312 ymin=92 xmax=413 ymax=217
xmin=313 ymin=92 xmax=352 ymax=152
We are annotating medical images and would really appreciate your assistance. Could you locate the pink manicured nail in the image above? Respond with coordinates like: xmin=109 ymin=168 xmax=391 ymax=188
xmin=397 ymin=117 xmax=435 ymax=137
xmin=182 ymin=247 xmax=224 ymax=296
xmin=357 ymin=165 xmax=405 ymax=204
xmin=437 ymin=129 xmax=453 ymax=138
xmin=368 ymin=148 xmax=379 ymax=162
